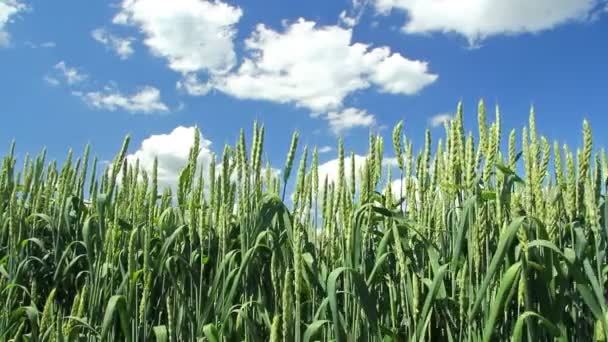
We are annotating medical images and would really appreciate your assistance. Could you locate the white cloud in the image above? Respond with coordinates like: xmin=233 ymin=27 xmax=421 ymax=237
xmin=0 ymin=0 xmax=24 ymax=47
xmin=176 ymin=73 xmax=212 ymax=95
xmin=429 ymin=113 xmax=453 ymax=128
xmin=114 ymin=0 xmax=242 ymax=74
xmin=342 ymin=0 xmax=371 ymax=28
xmin=315 ymin=152 xmax=411 ymax=199
xmin=126 ymin=126 xmax=280 ymax=191
xmin=321 ymin=107 xmax=376 ymax=134
xmin=46 ymin=61 xmax=168 ymax=114
xmin=382 ymin=157 xmax=399 ymax=167
xmin=385 ymin=178 xmax=403 ymax=197
xmin=384 ymin=178 xmax=408 ymax=200
xmin=384 ymin=177 xmax=421 ymax=207
xmin=92 ymin=28 xmax=134 ymax=59
xmin=217 ymin=18 xmax=437 ymax=113
xmin=53 ymin=61 xmax=88 ymax=85
xmin=127 ymin=126 xmax=214 ymax=189
xmin=370 ymin=51 xmax=439 ymax=94
xmin=318 ymin=146 xmax=333 ymax=154
xmin=318 ymin=154 xmax=367 ymax=190
xmin=76 ymin=86 xmax=169 ymax=114
xmin=339 ymin=10 xmax=357 ymax=27
xmin=373 ymin=0 xmax=598 ymax=43
xmin=108 ymin=5 xmax=435 ymax=133
xmin=316 ymin=153 xmax=418 ymax=200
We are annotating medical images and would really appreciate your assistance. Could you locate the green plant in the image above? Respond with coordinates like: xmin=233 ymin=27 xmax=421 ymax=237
xmin=0 ymin=102 xmax=606 ymax=341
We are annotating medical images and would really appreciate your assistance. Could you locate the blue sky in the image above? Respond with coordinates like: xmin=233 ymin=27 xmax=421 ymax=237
xmin=1 ymin=0 xmax=607 ymax=188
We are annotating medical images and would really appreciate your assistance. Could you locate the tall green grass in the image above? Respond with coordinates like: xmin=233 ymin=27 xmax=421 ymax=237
xmin=1 ymin=101 xmax=607 ymax=341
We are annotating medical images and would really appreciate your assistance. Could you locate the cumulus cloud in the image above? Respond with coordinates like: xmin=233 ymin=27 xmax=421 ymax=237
xmin=92 ymin=28 xmax=134 ymax=59
xmin=114 ymin=0 xmax=242 ymax=74
xmin=315 ymin=152 xmax=421 ymax=202
xmin=176 ymin=73 xmax=213 ymax=95
xmin=51 ymin=61 xmax=88 ymax=85
xmin=217 ymin=18 xmax=437 ymax=113
xmin=340 ymin=0 xmax=371 ymax=28
xmin=339 ymin=10 xmax=357 ymax=27
xmin=321 ymin=107 xmax=376 ymax=134
xmin=385 ymin=178 xmax=403 ymax=197
xmin=106 ymin=3 xmax=436 ymax=133
xmin=45 ymin=61 xmax=169 ymax=115
xmin=126 ymin=126 xmax=280 ymax=191
xmin=108 ymin=4 xmax=435 ymax=133
xmin=126 ymin=126 xmax=214 ymax=189
xmin=373 ymin=0 xmax=599 ymax=43
xmin=310 ymin=150 xmax=412 ymax=200
xmin=429 ymin=113 xmax=453 ymax=128
xmin=0 ymin=0 xmax=24 ymax=47
xmin=318 ymin=154 xmax=368 ymax=191
xmin=382 ymin=157 xmax=400 ymax=168
xmin=383 ymin=178 xmax=416 ymax=202
xmin=385 ymin=178 xmax=423 ymax=210
xmin=76 ymin=86 xmax=169 ymax=114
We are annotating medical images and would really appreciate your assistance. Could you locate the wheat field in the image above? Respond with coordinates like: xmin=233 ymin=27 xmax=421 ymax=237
xmin=1 ymin=101 xmax=607 ymax=341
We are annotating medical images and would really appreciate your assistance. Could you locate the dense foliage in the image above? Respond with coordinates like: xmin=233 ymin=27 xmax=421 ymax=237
xmin=1 ymin=101 xmax=607 ymax=341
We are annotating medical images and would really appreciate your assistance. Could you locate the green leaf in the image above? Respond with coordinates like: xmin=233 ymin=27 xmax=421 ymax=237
xmin=303 ymin=320 xmax=330 ymax=342
xmin=203 ymin=323 xmax=220 ymax=342
xmin=470 ymin=216 xmax=525 ymax=318
xmin=511 ymin=312 xmax=563 ymax=342
xmin=415 ymin=264 xmax=448 ymax=340
xmin=101 ymin=295 xmax=130 ymax=342
xmin=328 ymin=267 xmax=350 ymax=342
xmin=482 ymin=262 xmax=522 ymax=342
xmin=153 ymin=325 xmax=168 ymax=342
